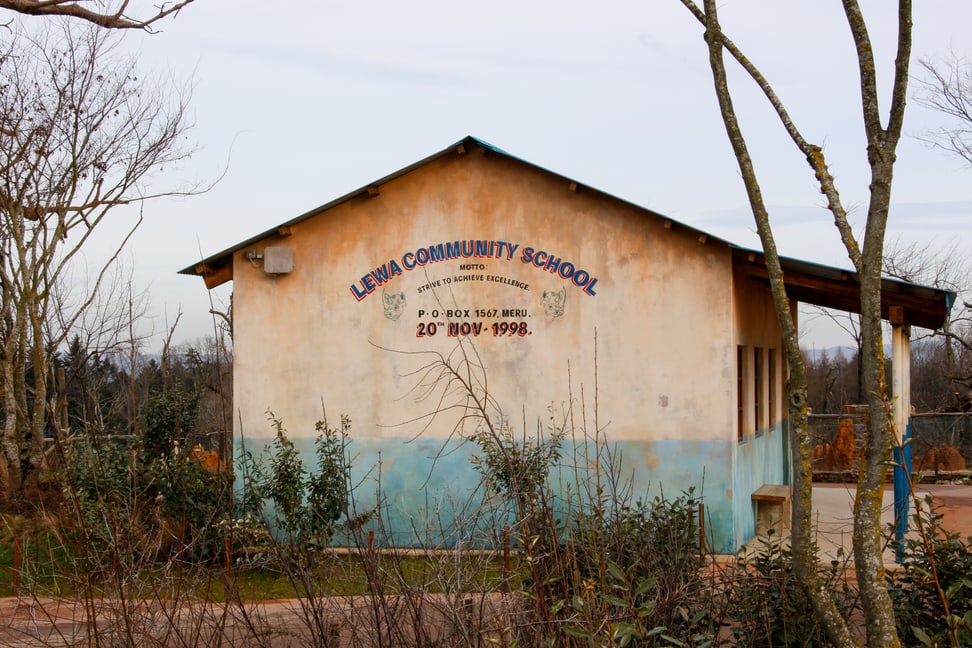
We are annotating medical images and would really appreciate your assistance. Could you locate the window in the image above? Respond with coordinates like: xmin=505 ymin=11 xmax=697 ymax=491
xmin=768 ymin=348 xmax=777 ymax=428
xmin=737 ymin=346 xmax=746 ymax=442
xmin=754 ymin=347 xmax=764 ymax=436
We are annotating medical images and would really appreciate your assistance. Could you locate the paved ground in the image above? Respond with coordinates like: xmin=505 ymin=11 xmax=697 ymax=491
xmin=752 ymin=481 xmax=972 ymax=565
xmin=929 ymin=482 xmax=972 ymax=536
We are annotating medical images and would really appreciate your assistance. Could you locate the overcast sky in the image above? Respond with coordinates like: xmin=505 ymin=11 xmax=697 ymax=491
xmin=31 ymin=0 xmax=972 ymax=350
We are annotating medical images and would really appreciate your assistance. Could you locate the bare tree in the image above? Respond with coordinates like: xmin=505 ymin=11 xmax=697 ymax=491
xmin=52 ymin=259 xmax=152 ymax=432
xmin=0 ymin=0 xmax=193 ymax=31
xmin=910 ymin=52 xmax=972 ymax=411
xmin=805 ymin=236 xmax=972 ymax=412
xmin=804 ymin=305 xmax=866 ymax=405
xmin=805 ymin=346 xmax=860 ymax=414
xmin=0 ymin=22 xmax=196 ymax=501
xmin=679 ymin=1 xmax=913 ymax=645
xmin=884 ymin=237 xmax=972 ymax=408
xmin=914 ymin=53 xmax=972 ymax=165
xmin=884 ymin=237 xmax=971 ymax=292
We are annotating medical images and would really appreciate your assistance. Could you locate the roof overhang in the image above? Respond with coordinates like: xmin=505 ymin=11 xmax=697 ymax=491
xmin=179 ymin=136 xmax=957 ymax=333
xmin=733 ymin=247 xmax=956 ymax=331
xmin=179 ymin=135 xmax=726 ymax=288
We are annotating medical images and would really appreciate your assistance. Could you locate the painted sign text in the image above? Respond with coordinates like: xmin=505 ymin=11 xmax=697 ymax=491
xmin=349 ymin=238 xmax=598 ymax=301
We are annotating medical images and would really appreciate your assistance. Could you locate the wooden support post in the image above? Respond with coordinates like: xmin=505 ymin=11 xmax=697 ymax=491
xmin=12 ymin=535 xmax=21 ymax=595
xmin=503 ymin=525 xmax=511 ymax=592
xmin=891 ymin=320 xmax=912 ymax=559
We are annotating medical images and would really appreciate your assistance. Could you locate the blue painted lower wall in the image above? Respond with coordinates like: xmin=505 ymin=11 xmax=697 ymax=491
xmin=238 ymin=434 xmax=740 ymax=553
xmin=733 ymin=422 xmax=789 ymax=547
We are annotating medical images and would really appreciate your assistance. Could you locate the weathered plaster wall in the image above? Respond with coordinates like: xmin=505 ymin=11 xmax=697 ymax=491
xmin=731 ymin=266 xmax=789 ymax=545
xmin=232 ymin=148 xmax=741 ymax=550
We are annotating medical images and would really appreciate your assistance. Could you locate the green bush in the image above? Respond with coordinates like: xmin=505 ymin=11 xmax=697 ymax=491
xmin=564 ymin=489 xmax=714 ymax=647
xmin=724 ymin=534 xmax=855 ymax=647
xmin=572 ymin=490 xmax=705 ymax=635
xmin=889 ymin=496 xmax=972 ymax=647
xmin=62 ymin=433 xmax=231 ymax=566
xmin=238 ymin=411 xmax=352 ymax=550
xmin=141 ymin=388 xmax=200 ymax=462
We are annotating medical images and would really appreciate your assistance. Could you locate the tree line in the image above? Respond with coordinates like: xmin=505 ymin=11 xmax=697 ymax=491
xmin=805 ymin=336 xmax=972 ymax=415
xmin=1 ymin=330 xmax=231 ymax=505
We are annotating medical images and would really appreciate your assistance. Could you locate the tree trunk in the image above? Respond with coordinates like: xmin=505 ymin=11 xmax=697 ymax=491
xmin=842 ymin=0 xmax=911 ymax=642
xmin=25 ymin=316 xmax=49 ymax=495
xmin=683 ymin=0 xmax=914 ymax=644
xmin=698 ymin=2 xmax=861 ymax=641
xmin=1 ymin=316 xmax=28 ymax=499
xmin=853 ymin=159 xmax=900 ymax=646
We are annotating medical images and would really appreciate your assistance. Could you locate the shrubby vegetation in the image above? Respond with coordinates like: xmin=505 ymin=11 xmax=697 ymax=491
xmin=724 ymin=534 xmax=856 ymax=647
xmin=2 ymin=377 xmax=972 ymax=645
xmin=889 ymin=497 xmax=972 ymax=647
xmin=0 ymin=329 xmax=970 ymax=646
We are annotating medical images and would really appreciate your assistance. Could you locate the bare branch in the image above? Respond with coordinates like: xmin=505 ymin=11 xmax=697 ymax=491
xmin=0 ymin=0 xmax=194 ymax=31
xmin=0 ymin=20 xmax=198 ymax=497
xmin=883 ymin=236 xmax=970 ymax=290
xmin=678 ymin=0 xmax=862 ymax=270
xmin=914 ymin=54 xmax=972 ymax=165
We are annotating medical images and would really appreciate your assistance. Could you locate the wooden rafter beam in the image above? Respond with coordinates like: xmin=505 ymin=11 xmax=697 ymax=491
xmin=194 ymin=263 xmax=233 ymax=289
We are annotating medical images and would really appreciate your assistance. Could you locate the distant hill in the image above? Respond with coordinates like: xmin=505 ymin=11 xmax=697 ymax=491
xmin=802 ymin=346 xmax=857 ymax=362
xmin=801 ymin=345 xmax=898 ymax=362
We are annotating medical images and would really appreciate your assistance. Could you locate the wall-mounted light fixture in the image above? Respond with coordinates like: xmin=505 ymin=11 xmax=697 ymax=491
xmin=245 ymin=246 xmax=294 ymax=276
xmin=264 ymin=246 xmax=294 ymax=275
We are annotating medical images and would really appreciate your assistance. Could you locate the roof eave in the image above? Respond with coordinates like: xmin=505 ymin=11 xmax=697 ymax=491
xmin=178 ymin=135 xmax=726 ymax=284
xmin=732 ymin=246 xmax=956 ymax=332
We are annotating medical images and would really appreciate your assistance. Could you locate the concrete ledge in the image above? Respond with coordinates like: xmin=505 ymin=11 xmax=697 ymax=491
xmin=752 ymin=484 xmax=791 ymax=535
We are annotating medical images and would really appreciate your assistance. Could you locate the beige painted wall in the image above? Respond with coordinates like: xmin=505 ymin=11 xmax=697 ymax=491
xmin=232 ymin=149 xmax=738 ymax=448
xmin=731 ymin=267 xmax=790 ymax=434
xmin=730 ymin=264 xmax=790 ymax=543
